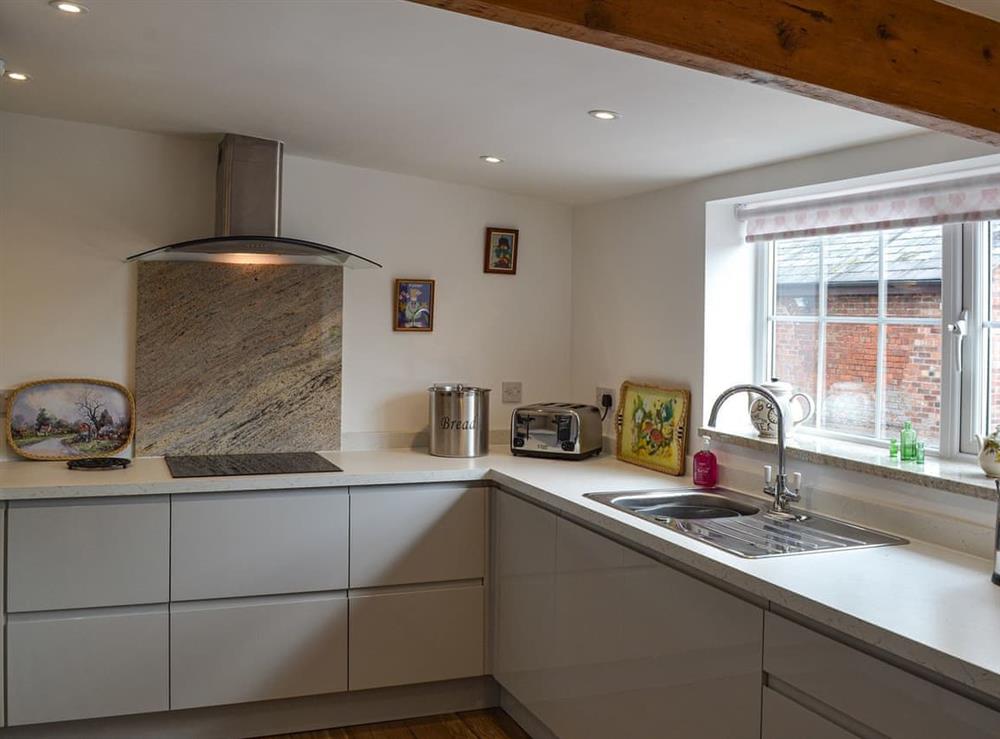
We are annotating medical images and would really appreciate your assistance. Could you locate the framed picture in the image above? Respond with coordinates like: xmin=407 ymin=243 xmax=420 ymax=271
xmin=616 ymin=381 xmax=690 ymax=476
xmin=484 ymin=227 xmax=519 ymax=274
xmin=394 ymin=278 xmax=435 ymax=332
xmin=5 ymin=378 xmax=135 ymax=461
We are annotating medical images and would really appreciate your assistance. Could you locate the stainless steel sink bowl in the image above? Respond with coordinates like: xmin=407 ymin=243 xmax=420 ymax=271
xmin=584 ymin=487 xmax=907 ymax=558
xmin=599 ymin=491 xmax=760 ymax=520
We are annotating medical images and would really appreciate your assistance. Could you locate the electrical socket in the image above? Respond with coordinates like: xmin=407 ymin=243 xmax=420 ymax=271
xmin=596 ymin=386 xmax=615 ymax=424
xmin=502 ymin=381 xmax=522 ymax=404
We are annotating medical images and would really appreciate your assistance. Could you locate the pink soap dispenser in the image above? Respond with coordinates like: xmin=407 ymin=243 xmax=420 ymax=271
xmin=693 ymin=435 xmax=718 ymax=487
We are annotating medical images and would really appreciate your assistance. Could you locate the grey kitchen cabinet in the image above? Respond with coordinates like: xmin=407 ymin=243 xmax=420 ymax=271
xmin=764 ymin=612 xmax=1000 ymax=739
xmin=170 ymin=592 xmax=348 ymax=710
xmin=171 ymin=488 xmax=349 ymax=600
xmin=349 ymin=483 xmax=486 ymax=588
xmin=7 ymin=496 xmax=169 ymax=612
xmin=6 ymin=605 xmax=169 ymax=726
xmin=493 ymin=491 xmax=558 ymax=717
xmin=348 ymin=583 xmax=485 ymax=691
xmin=762 ymin=688 xmax=859 ymax=739
xmin=494 ymin=491 xmax=763 ymax=739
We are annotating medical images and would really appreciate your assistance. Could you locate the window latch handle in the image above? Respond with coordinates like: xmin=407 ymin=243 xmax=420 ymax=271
xmin=946 ymin=310 xmax=968 ymax=373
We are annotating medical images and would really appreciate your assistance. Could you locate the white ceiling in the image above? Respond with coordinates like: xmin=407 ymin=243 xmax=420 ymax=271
xmin=0 ymin=0 xmax=929 ymax=204
xmin=937 ymin=0 xmax=1000 ymax=21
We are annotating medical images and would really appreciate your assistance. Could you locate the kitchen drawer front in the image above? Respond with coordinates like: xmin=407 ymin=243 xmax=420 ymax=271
xmin=171 ymin=488 xmax=348 ymax=601
xmin=762 ymin=688 xmax=859 ymax=739
xmin=350 ymin=483 xmax=486 ymax=588
xmin=170 ymin=592 xmax=348 ymax=710
xmin=6 ymin=605 xmax=169 ymax=726
xmin=764 ymin=613 xmax=1000 ymax=739
xmin=7 ymin=497 xmax=169 ymax=612
xmin=349 ymin=583 xmax=485 ymax=691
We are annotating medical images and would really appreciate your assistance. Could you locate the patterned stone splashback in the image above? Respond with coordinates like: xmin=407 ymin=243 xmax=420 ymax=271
xmin=135 ymin=262 xmax=342 ymax=456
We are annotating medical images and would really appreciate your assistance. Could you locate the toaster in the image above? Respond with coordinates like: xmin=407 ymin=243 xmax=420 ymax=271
xmin=510 ymin=402 xmax=603 ymax=460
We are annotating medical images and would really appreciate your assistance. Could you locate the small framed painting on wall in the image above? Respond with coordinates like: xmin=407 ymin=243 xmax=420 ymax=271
xmin=484 ymin=227 xmax=518 ymax=274
xmin=394 ymin=278 xmax=435 ymax=332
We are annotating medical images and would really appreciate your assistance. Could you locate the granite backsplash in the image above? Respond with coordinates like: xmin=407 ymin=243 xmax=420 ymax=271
xmin=135 ymin=262 xmax=342 ymax=455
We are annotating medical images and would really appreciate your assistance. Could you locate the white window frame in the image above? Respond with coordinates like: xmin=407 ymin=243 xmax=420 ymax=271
xmin=960 ymin=221 xmax=994 ymax=455
xmin=756 ymin=225 xmax=964 ymax=455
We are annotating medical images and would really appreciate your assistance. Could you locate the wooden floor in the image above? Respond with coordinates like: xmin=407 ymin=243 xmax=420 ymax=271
xmin=257 ymin=709 xmax=531 ymax=739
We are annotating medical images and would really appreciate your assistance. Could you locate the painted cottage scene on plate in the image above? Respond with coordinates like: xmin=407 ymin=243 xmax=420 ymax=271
xmin=6 ymin=379 xmax=135 ymax=460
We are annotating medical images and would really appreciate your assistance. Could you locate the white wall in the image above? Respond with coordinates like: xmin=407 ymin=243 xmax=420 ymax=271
xmin=3 ymin=109 xmax=994 ymax=458
xmin=0 ymin=112 xmax=572 ymax=453
xmin=281 ymin=155 xmax=572 ymax=442
xmin=571 ymin=132 xmax=998 ymax=438
xmin=0 ymin=112 xmax=216 ymax=390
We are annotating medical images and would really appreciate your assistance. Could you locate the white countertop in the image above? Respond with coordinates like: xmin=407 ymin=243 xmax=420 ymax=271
xmin=1 ymin=447 xmax=998 ymax=704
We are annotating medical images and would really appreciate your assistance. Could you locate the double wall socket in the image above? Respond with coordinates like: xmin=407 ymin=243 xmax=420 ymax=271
xmin=502 ymin=382 xmax=522 ymax=404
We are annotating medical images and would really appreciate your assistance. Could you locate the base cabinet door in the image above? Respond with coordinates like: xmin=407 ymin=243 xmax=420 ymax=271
xmin=171 ymin=489 xmax=348 ymax=601
xmin=763 ymin=688 xmax=859 ymax=739
xmin=7 ymin=497 xmax=169 ymax=612
xmin=764 ymin=613 xmax=1000 ymax=739
xmin=546 ymin=517 xmax=763 ymax=739
xmin=350 ymin=484 xmax=486 ymax=588
xmin=349 ymin=584 xmax=484 ymax=691
xmin=6 ymin=605 xmax=168 ymax=726
xmin=494 ymin=492 xmax=763 ymax=739
xmin=170 ymin=592 xmax=348 ymax=710
xmin=493 ymin=492 xmax=558 ymax=719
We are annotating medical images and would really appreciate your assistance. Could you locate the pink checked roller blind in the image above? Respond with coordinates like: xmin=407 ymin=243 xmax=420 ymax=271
xmin=737 ymin=173 xmax=1000 ymax=243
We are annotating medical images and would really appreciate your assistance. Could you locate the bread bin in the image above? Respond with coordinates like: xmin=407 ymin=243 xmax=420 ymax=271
xmin=428 ymin=384 xmax=490 ymax=457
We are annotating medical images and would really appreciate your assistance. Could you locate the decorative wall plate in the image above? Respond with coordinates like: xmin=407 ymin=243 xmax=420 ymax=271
xmin=616 ymin=381 xmax=690 ymax=476
xmin=5 ymin=378 xmax=135 ymax=461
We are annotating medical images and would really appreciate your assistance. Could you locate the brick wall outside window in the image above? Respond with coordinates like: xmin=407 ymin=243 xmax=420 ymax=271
xmin=773 ymin=283 xmax=941 ymax=443
xmin=770 ymin=222 xmax=1000 ymax=449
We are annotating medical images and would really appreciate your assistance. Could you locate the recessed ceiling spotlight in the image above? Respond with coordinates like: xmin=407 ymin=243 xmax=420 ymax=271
xmin=50 ymin=1 xmax=89 ymax=13
xmin=479 ymin=155 xmax=504 ymax=164
xmin=588 ymin=109 xmax=621 ymax=121
xmin=5 ymin=71 xmax=30 ymax=82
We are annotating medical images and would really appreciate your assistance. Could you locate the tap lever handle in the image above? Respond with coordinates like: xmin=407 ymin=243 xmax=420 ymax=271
xmin=763 ymin=465 xmax=773 ymax=485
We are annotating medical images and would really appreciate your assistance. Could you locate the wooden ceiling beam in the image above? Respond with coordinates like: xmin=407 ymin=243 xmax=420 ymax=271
xmin=408 ymin=0 xmax=1000 ymax=145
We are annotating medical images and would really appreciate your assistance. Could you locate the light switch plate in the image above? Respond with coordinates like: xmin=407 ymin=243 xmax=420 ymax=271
xmin=502 ymin=382 xmax=522 ymax=404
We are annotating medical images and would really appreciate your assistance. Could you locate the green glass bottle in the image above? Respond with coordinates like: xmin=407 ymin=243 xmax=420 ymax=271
xmin=900 ymin=421 xmax=917 ymax=461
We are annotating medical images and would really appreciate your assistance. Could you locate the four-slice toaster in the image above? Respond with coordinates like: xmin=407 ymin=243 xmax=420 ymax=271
xmin=510 ymin=402 xmax=603 ymax=460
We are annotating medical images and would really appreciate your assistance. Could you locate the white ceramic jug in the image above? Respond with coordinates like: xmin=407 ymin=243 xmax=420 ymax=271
xmin=748 ymin=379 xmax=814 ymax=438
xmin=974 ymin=429 xmax=1000 ymax=478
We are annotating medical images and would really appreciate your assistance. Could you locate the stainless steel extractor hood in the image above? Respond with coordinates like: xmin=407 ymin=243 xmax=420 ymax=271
xmin=126 ymin=134 xmax=381 ymax=268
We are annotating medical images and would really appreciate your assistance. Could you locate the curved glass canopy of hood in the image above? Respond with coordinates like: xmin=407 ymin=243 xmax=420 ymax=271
xmin=126 ymin=235 xmax=382 ymax=268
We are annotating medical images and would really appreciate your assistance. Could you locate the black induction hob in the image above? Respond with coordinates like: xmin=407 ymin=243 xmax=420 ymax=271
xmin=164 ymin=452 xmax=341 ymax=478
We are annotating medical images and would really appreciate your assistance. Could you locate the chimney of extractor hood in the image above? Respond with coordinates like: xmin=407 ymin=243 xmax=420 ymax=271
xmin=125 ymin=133 xmax=381 ymax=268
xmin=215 ymin=134 xmax=283 ymax=238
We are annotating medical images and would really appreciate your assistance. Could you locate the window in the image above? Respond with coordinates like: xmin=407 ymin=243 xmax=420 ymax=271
xmin=745 ymin=171 xmax=1000 ymax=458
xmin=988 ymin=222 xmax=1000 ymax=429
xmin=761 ymin=221 xmax=1000 ymax=455
xmin=968 ymin=220 xmax=1000 ymax=450
xmin=763 ymin=227 xmax=945 ymax=446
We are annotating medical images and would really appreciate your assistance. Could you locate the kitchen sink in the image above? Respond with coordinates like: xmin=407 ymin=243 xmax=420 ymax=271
xmin=584 ymin=487 xmax=907 ymax=558
xmin=602 ymin=491 xmax=760 ymax=520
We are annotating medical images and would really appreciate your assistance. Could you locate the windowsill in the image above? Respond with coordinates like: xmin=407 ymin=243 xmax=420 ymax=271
xmin=699 ymin=425 xmax=997 ymax=501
